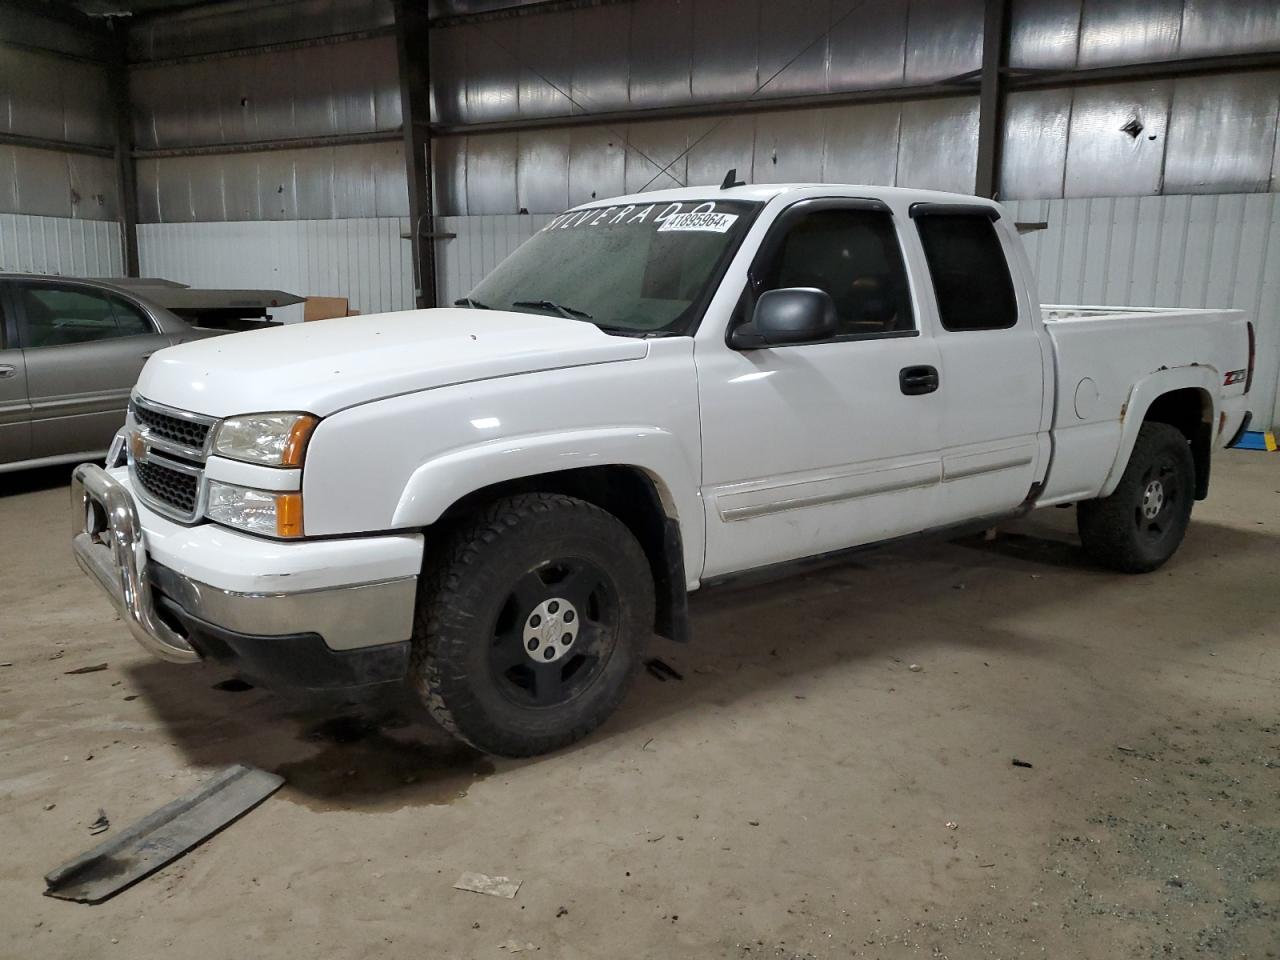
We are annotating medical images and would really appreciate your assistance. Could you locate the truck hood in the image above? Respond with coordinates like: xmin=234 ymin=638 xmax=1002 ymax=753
xmin=135 ymin=308 xmax=649 ymax=418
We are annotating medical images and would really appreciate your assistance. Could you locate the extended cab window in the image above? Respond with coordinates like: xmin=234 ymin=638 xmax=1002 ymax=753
xmin=757 ymin=208 xmax=914 ymax=337
xmin=915 ymin=214 xmax=1018 ymax=331
xmin=19 ymin=286 xmax=153 ymax=347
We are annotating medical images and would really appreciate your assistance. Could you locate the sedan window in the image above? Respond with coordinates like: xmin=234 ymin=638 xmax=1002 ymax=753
xmin=19 ymin=286 xmax=154 ymax=347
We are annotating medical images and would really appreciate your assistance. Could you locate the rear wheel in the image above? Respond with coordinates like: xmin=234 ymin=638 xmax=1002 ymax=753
xmin=411 ymin=493 xmax=654 ymax=757
xmin=1077 ymin=422 xmax=1195 ymax=573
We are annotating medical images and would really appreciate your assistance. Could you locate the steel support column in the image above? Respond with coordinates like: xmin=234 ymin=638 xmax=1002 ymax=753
xmin=109 ymin=22 xmax=140 ymax=277
xmin=975 ymin=0 xmax=1009 ymax=198
xmin=395 ymin=0 xmax=437 ymax=309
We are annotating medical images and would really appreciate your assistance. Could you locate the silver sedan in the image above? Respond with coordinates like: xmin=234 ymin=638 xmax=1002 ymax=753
xmin=0 ymin=275 xmax=220 ymax=474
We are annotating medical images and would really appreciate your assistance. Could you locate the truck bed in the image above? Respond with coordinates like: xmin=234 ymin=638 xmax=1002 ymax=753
xmin=1035 ymin=303 xmax=1252 ymax=505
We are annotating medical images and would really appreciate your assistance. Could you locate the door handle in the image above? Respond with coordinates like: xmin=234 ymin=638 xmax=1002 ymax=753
xmin=899 ymin=365 xmax=939 ymax=396
xmin=0 ymin=364 xmax=16 ymax=379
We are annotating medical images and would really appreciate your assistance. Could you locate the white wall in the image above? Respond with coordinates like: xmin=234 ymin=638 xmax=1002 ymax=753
xmin=0 ymin=213 xmax=124 ymax=277
xmin=137 ymin=218 xmax=414 ymax=324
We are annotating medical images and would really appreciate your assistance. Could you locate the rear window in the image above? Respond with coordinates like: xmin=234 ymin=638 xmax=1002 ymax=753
xmin=915 ymin=215 xmax=1018 ymax=332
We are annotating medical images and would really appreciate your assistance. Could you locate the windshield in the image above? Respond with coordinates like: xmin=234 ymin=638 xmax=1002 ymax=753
xmin=464 ymin=199 xmax=760 ymax=336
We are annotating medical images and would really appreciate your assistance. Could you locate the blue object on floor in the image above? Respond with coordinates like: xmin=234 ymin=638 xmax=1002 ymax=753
xmin=1232 ymin=431 xmax=1277 ymax=451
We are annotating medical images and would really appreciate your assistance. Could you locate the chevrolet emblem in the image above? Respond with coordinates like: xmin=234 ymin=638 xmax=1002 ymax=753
xmin=129 ymin=429 xmax=147 ymax=463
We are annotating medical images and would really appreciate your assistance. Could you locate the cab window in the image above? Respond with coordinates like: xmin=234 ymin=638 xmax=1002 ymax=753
xmin=756 ymin=208 xmax=915 ymax=338
xmin=915 ymin=215 xmax=1018 ymax=331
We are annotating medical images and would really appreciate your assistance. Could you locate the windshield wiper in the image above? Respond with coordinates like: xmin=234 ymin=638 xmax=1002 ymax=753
xmin=453 ymin=297 xmax=491 ymax=309
xmin=511 ymin=299 xmax=593 ymax=320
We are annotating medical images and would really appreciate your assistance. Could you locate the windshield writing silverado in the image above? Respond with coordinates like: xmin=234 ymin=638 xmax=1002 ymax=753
xmin=464 ymin=199 xmax=760 ymax=335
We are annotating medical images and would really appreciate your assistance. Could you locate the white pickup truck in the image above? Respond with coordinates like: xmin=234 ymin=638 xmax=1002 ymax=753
xmin=72 ymin=183 xmax=1257 ymax=757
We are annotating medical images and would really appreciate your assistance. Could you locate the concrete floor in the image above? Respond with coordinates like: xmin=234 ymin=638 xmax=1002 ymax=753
xmin=1 ymin=452 xmax=1277 ymax=959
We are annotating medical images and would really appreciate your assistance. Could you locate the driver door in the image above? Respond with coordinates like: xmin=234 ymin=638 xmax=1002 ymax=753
xmin=696 ymin=199 xmax=945 ymax=579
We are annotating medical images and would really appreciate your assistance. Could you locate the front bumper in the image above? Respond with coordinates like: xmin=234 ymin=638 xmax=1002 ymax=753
xmin=70 ymin=463 xmax=419 ymax=693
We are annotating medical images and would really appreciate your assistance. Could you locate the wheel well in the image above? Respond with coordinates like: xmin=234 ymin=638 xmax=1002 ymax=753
xmin=436 ymin=466 xmax=689 ymax=642
xmin=1141 ymin=387 xmax=1212 ymax=500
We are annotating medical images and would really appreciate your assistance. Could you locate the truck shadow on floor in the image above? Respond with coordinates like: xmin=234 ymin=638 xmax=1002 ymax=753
xmin=120 ymin=512 xmax=1277 ymax=809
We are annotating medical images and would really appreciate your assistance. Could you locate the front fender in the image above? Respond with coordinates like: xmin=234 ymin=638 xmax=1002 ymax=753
xmin=1100 ymin=366 xmax=1217 ymax=498
xmin=391 ymin=426 xmax=704 ymax=582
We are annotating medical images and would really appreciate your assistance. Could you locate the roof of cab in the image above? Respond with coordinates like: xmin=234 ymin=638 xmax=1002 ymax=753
xmin=565 ymin=182 xmax=1000 ymax=212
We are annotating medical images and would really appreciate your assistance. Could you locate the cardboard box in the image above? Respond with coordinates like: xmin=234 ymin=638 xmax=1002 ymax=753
xmin=303 ymin=296 xmax=349 ymax=322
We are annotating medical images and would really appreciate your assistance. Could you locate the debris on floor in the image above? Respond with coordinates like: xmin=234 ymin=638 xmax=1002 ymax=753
xmin=1011 ymin=758 xmax=1034 ymax=768
xmin=63 ymin=663 xmax=108 ymax=675
xmin=644 ymin=658 xmax=683 ymax=682
xmin=44 ymin=764 xmax=284 ymax=904
xmin=498 ymin=940 xmax=538 ymax=952
xmin=453 ymin=872 xmax=521 ymax=899
xmin=908 ymin=663 xmax=923 ymax=672
xmin=88 ymin=810 xmax=110 ymax=835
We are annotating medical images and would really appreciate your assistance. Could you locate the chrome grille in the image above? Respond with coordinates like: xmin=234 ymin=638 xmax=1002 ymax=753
xmin=133 ymin=403 xmax=212 ymax=452
xmin=129 ymin=396 xmax=218 ymax=524
xmin=134 ymin=458 xmax=200 ymax=516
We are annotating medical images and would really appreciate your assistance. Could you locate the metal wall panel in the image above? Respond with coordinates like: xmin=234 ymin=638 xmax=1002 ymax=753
xmin=465 ymin=132 xmax=519 ymax=215
xmin=1 ymin=145 xmax=117 ymax=221
xmin=515 ymin=12 xmax=574 ymax=120
xmin=1179 ymin=0 xmax=1280 ymax=58
xmin=630 ymin=0 xmax=693 ymax=108
xmin=756 ymin=0 xmax=829 ymax=100
xmin=1008 ymin=0 xmax=1081 ymax=69
xmin=896 ymin=97 xmax=980 ymax=194
xmin=623 ymin=119 xmax=693 ymax=195
xmin=821 ymin=102 xmax=901 ymax=187
xmin=130 ymin=36 xmax=400 ymax=149
xmin=129 ymin=0 xmax=395 ymax=62
xmin=1164 ymin=73 xmax=1280 ymax=195
xmin=137 ymin=142 xmax=408 ymax=223
xmin=136 ymin=216 xmax=412 ymax=321
xmin=685 ymin=114 xmax=755 ymax=190
xmin=568 ymin=127 xmax=626 ymax=207
xmin=429 ymin=20 xmax=469 ymax=126
xmin=691 ymin=0 xmax=759 ymax=102
xmin=517 ymin=129 xmax=570 ymax=213
xmin=904 ymin=0 xmax=984 ymax=85
xmin=1063 ymin=81 xmax=1172 ymax=198
xmin=999 ymin=88 xmax=1072 ymax=199
xmin=465 ymin=19 xmax=520 ymax=124
xmin=571 ymin=4 xmax=633 ymax=114
xmin=753 ymin=110 xmax=825 ymax=184
xmin=432 ymin=135 xmax=469 ymax=217
xmin=1009 ymin=191 xmax=1280 ymax=430
xmin=828 ymin=0 xmax=909 ymax=91
xmin=1077 ymin=0 xmax=1183 ymax=68
xmin=0 ymin=47 xmax=113 ymax=148
xmin=0 ymin=8 xmax=112 ymax=60
xmin=0 ymin=213 xmax=123 ymax=277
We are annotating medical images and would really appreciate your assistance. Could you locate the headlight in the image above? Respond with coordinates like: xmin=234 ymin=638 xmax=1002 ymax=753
xmin=212 ymin=413 xmax=318 ymax=467
xmin=207 ymin=481 xmax=304 ymax=538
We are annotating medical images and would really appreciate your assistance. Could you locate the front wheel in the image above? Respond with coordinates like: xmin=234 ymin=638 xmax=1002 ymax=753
xmin=411 ymin=493 xmax=654 ymax=757
xmin=1077 ymin=422 xmax=1195 ymax=573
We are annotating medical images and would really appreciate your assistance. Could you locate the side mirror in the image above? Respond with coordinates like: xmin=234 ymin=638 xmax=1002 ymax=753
xmin=729 ymin=287 xmax=838 ymax=349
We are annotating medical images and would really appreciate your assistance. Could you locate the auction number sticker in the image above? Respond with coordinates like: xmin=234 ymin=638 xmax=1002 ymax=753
xmin=658 ymin=211 xmax=739 ymax=233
